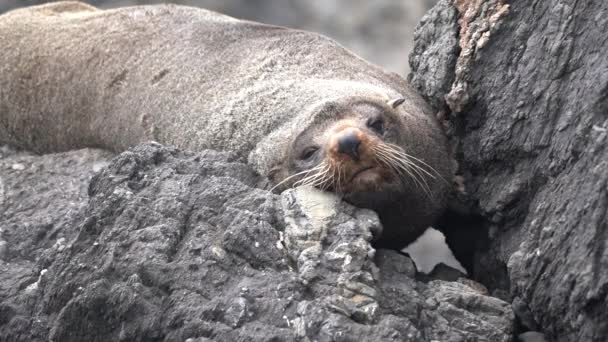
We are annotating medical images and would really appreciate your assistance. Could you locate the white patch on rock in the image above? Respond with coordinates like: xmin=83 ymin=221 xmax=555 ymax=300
xmin=0 ymin=175 xmax=4 ymax=206
xmin=92 ymin=161 xmax=110 ymax=173
xmin=211 ymin=246 xmax=226 ymax=259
xmin=24 ymin=269 xmax=48 ymax=294
xmin=276 ymin=231 xmax=284 ymax=250
xmin=0 ymin=240 xmax=8 ymax=261
xmin=53 ymin=237 xmax=66 ymax=251
xmin=294 ymin=186 xmax=339 ymax=228
xmin=11 ymin=163 xmax=26 ymax=171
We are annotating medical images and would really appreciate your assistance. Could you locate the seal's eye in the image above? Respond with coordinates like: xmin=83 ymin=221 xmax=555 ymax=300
xmin=367 ymin=117 xmax=384 ymax=134
xmin=300 ymin=146 xmax=319 ymax=160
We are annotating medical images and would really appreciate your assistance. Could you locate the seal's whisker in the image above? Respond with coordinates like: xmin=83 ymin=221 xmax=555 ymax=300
xmin=296 ymin=163 xmax=330 ymax=188
xmin=384 ymin=149 xmax=433 ymax=194
xmin=382 ymin=144 xmax=437 ymax=181
xmin=270 ymin=170 xmax=314 ymax=192
xmin=310 ymin=165 xmax=330 ymax=189
xmin=336 ymin=164 xmax=343 ymax=193
xmin=308 ymin=167 xmax=331 ymax=189
xmin=392 ymin=157 xmax=435 ymax=197
xmin=271 ymin=163 xmax=326 ymax=192
xmin=328 ymin=165 xmax=338 ymax=191
xmin=378 ymin=144 xmax=434 ymax=185
xmin=332 ymin=164 xmax=338 ymax=192
xmin=321 ymin=164 xmax=335 ymax=191
xmin=385 ymin=143 xmax=448 ymax=184
xmin=284 ymin=163 xmax=327 ymax=189
xmin=376 ymin=151 xmax=427 ymax=195
xmin=295 ymin=173 xmax=319 ymax=187
xmin=310 ymin=164 xmax=332 ymax=187
xmin=387 ymin=151 xmax=433 ymax=197
xmin=394 ymin=151 xmax=437 ymax=182
xmin=375 ymin=147 xmax=419 ymax=183
xmin=374 ymin=146 xmax=433 ymax=198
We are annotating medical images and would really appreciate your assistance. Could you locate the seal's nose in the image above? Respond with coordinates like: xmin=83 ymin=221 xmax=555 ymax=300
xmin=337 ymin=133 xmax=361 ymax=161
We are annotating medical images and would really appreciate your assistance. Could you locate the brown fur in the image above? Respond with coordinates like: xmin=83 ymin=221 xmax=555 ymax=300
xmin=274 ymin=97 xmax=452 ymax=247
xmin=0 ymin=2 xmax=452 ymax=248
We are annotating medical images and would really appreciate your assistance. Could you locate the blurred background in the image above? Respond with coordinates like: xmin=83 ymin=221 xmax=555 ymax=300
xmin=0 ymin=0 xmax=437 ymax=75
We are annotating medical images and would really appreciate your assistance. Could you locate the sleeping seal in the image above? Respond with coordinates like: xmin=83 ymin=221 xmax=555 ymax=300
xmin=0 ymin=1 xmax=453 ymax=248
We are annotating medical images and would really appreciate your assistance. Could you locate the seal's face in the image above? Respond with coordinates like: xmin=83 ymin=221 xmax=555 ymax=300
xmin=272 ymin=97 xmax=440 ymax=211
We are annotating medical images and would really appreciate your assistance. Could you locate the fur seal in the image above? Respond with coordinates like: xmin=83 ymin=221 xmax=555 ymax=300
xmin=0 ymin=2 xmax=452 ymax=248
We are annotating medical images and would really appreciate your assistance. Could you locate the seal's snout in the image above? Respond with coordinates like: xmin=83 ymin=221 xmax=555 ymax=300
xmin=324 ymin=124 xmax=392 ymax=193
xmin=337 ymin=132 xmax=361 ymax=161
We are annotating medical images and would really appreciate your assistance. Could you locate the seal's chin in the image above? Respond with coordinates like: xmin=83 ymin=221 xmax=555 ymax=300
xmin=348 ymin=166 xmax=380 ymax=191
xmin=349 ymin=166 xmax=375 ymax=182
xmin=341 ymin=173 xmax=403 ymax=210
xmin=343 ymin=165 xmax=395 ymax=194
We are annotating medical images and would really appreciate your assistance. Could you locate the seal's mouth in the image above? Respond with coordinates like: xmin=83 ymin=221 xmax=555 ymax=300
xmin=348 ymin=166 xmax=375 ymax=183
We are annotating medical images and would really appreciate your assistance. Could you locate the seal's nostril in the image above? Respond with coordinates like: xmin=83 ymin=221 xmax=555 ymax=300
xmin=337 ymin=134 xmax=361 ymax=160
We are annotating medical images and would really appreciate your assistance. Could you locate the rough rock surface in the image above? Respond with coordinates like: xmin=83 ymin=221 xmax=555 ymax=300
xmin=410 ymin=0 xmax=608 ymax=341
xmin=0 ymin=143 xmax=514 ymax=341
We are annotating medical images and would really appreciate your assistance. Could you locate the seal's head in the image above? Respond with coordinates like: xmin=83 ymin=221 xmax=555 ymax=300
xmin=253 ymin=95 xmax=452 ymax=248
xmin=273 ymin=98 xmax=406 ymax=192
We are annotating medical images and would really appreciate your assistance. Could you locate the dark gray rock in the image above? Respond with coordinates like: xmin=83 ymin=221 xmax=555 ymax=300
xmin=408 ymin=0 xmax=460 ymax=110
xmin=0 ymin=143 xmax=514 ymax=341
xmin=411 ymin=0 xmax=608 ymax=341
xmin=422 ymin=280 xmax=513 ymax=342
xmin=512 ymin=296 xmax=539 ymax=332
xmin=417 ymin=262 xmax=468 ymax=283
xmin=0 ymin=145 xmax=112 ymax=342
xmin=518 ymin=331 xmax=548 ymax=342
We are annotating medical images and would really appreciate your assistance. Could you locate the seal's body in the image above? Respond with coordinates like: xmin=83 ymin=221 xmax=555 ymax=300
xmin=0 ymin=2 xmax=452 ymax=247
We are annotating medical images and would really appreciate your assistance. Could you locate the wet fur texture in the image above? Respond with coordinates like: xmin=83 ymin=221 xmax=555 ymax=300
xmin=0 ymin=1 xmax=452 ymax=248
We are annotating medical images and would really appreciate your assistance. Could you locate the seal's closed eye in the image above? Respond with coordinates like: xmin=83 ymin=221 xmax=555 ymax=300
xmin=366 ymin=117 xmax=384 ymax=134
xmin=300 ymin=146 xmax=319 ymax=160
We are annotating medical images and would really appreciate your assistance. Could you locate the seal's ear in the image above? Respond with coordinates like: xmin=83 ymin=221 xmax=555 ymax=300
xmin=388 ymin=97 xmax=406 ymax=109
